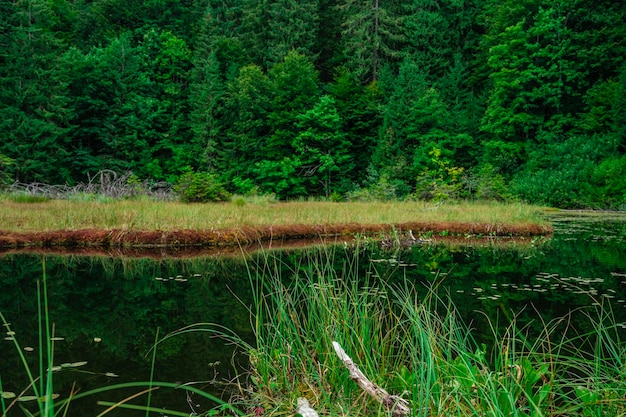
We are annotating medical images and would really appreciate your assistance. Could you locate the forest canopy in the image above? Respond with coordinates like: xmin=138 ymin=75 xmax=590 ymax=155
xmin=1 ymin=0 xmax=624 ymax=209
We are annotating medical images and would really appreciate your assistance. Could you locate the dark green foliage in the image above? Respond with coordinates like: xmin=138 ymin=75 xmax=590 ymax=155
xmin=339 ymin=0 xmax=404 ymax=83
xmin=0 ymin=0 xmax=73 ymax=183
xmin=174 ymin=170 xmax=231 ymax=202
xmin=511 ymin=135 xmax=617 ymax=208
xmin=1 ymin=0 xmax=624 ymax=207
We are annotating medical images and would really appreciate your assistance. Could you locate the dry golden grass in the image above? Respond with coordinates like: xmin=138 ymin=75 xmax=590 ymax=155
xmin=0 ymin=198 xmax=547 ymax=233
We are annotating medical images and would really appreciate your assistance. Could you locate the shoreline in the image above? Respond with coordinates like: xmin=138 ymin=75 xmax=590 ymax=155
xmin=0 ymin=221 xmax=552 ymax=253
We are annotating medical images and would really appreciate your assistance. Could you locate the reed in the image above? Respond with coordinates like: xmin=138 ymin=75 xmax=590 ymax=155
xmin=174 ymin=245 xmax=626 ymax=416
xmin=0 ymin=198 xmax=546 ymax=233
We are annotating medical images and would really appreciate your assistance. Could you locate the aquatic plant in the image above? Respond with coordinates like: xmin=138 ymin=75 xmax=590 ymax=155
xmin=176 ymin=245 xmax=626 ymax=416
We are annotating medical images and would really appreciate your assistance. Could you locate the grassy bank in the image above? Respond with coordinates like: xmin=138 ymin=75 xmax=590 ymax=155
xmin=170 ymin=246 xmax=626 ymax=416
xmin=0 ymin=198 xmax=547 ymax=233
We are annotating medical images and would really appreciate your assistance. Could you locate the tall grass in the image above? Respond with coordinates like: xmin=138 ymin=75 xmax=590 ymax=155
xmin=166 ymin=245 xmax=626 ymax=416
xmin=0 ymin=198 xmax=547 ymax=233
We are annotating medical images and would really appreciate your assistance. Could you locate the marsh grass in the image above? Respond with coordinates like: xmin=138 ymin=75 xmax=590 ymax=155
xmin=165 ymin=245 xmax=626 ymax=416
xmin=0 ymin=198 xmax=546 ymax=233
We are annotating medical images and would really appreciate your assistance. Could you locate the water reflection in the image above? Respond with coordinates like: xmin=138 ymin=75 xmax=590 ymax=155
xmin=0 ymin=213 xmax=624 ymax=415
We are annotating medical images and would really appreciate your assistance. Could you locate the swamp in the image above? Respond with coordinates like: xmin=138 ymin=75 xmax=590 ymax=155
xmin=1 ymin=211 xmax=625 ymax=416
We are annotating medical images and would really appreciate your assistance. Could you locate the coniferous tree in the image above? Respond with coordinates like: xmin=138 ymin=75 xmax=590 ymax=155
xmin=220 ymin=64 xmax=273 ymax=191
xmin=316 ymin=0 xmax=344 ymax=81
xmin=327 ymin=68 xmax=383 ymax=186
xmin=266 ymin=0 xmax=320 ymax=65
xmin=241 ymin=0 xmax=320 ymax=68
xmin=339 ymin=0 xmax=404 ymax=83
xmin=294 ymin=95 xmax=350 ymax=196
xmin=0 ymin=0 xmax=72 ymax=183
xmin=66 ymin=35 xmax=159 ymax=178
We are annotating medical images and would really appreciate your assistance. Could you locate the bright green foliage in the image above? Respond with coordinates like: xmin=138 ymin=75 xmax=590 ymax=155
xmin=241 ymin=52 xmax=321 ymax=198
xmin=266 ymin=52 xmax=320 ymax=158
xmin=612 ymin=66 xmax=626 ymax=153
xmin=376 ymin=58 xmax=470 ymax=195
xmin=189 ymin=50 xmax=225 ymax=170
xmin=414 ymin=148 xmax=465 ymax=202
xmin=251 ymin=157 xmax=306 ymax=199
xmin=174 ymin=170 xmax=231 ymax=203
xmin=221 ymin=64 xmax=273 ymax=190
xmin=588 ymin=155 xmax=626 ymax=210
xmin=294 ymin=95 xmax=350 ymax=196
xmin=0 ymin=154 xmax=14 ymax=189
xmin=65 ymin=35 xmax=157 ymax=177
xmin=472 ymin=164 xmax=511 ymax=202
xmin=140 ymin=29 xmax=196 ymax=179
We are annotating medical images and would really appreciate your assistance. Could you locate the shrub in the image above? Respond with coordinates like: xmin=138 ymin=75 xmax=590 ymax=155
xmin=471 ymin=163 xmax=512 ymax=201
xmin=174 ymin=171 xmax=231 ymax=203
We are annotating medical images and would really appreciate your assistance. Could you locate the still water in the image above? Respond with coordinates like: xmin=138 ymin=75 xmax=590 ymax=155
xmin=1 ymin=213 xmax=625 ymax=415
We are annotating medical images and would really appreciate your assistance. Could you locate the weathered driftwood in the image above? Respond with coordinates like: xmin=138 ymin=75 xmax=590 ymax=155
xmin=332 ymin=341 xmax=410 ymax=416
xmin=296 ymin=397 xmax=319 ymax=417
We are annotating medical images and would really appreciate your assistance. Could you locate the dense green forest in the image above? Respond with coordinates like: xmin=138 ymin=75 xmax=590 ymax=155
xmin=0 ymin=0 xmax=625 ymax=208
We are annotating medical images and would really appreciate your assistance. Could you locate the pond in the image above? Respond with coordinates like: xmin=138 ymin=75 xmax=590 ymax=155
xmin=1 ymin=213 xmax=625 ymax=416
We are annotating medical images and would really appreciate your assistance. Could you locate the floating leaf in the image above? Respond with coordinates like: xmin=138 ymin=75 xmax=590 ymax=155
xmin=94 ymin=337 xmax=102 ymax=343
xmin=1 ymin=392 xmax=17 ymax=399
xmin=50 ymin=337 xmax=64 ymax=341
xmin=104 ymin=372 xmax=119 ymax=377
xmin=17 ymin=396 xmax=39 ymax=402
xmin=17 ymin=394 xmax=60 ymax=402
xmin=70 ymin=361 xmax=88 ymax=367
xmin=24 ymin=346 xmax=34 ymax=352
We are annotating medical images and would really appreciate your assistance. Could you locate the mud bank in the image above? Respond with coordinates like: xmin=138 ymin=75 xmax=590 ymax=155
xmin=0 ymin=221 xmax=551 ymax=250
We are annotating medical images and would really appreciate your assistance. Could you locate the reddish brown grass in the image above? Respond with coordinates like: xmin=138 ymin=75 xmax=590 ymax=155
xmin=0 ymin=221 xmax=551 ymax=250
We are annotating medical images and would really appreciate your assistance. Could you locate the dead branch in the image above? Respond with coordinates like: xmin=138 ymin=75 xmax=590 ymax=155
xmin=332 ymin=341 xmax=410 ymax=417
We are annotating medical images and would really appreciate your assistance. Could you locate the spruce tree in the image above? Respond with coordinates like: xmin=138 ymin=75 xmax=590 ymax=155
xmin=339 ymin=0 xmax=404 ymax=83
xmin=0 ymin=0 xmax=73 ymax=183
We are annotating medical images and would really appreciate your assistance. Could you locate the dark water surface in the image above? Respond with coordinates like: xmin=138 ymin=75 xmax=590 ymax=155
xmin=1 ymin=213 xmax=625 ymax=415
